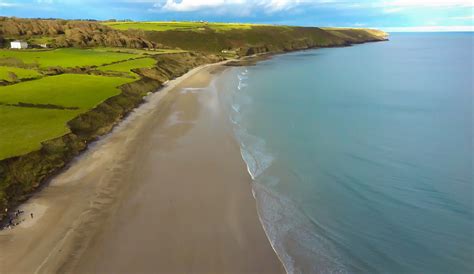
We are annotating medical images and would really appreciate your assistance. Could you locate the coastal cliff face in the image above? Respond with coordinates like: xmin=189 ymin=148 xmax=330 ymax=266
xmin=0 ymin=17 xmax=387 ymax=54
xmin=139 ymin=26 xmax=388 ymax=56
xmin=0 ymin=52 xmax=223 ymax=221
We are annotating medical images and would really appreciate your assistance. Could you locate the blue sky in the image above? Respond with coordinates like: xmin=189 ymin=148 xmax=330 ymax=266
xmin=0 ymin=0 xmax=473 ymax=31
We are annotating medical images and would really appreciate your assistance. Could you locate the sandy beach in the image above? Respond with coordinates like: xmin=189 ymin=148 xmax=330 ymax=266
xmin=0 ymin=63 xmax=284 ymax=273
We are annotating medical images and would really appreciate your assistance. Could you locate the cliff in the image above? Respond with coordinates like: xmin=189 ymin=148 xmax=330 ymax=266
xmin=0 ymin=52 xmax=223 ymax=221
xmin=135 ymin=26 xmax=388 ymax=55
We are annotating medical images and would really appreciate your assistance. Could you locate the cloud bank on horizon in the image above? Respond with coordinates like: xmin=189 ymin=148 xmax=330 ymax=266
xmin=0 ymin=0 xmax=473 ymax=31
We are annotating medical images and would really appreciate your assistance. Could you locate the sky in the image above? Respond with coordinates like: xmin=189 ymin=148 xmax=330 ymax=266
xmin=0 ymin=0 xmax=473 ymax=32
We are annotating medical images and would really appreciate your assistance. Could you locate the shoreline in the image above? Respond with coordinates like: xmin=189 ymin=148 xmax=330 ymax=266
xmin=0 ymin=39 xmax=389 ymax=273
xmin=0 ymin=36 xmax=389 ymax=224
xmin=0 ymin=61 xmax=285 ymax=273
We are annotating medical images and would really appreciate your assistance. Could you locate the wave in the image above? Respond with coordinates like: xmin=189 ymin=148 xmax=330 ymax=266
xmin=236 ymin=129 xmax=274 ymax=180
xmin=222 ymin=66 xmax=350 ymax=274
xmin=237 ymin=81 xmax=248 ymax=90
xmin=254 ymin=178 xmax=349 ymax=274
xmin=238 ymin=74 xmax=248 ymax=81
xmin=237 ymin=73 xmax=248 ymax=90
xmin=227 ymin=68 xmax=274 ymax=180
xmin=231 ymin=103 xmax=241 ymax=113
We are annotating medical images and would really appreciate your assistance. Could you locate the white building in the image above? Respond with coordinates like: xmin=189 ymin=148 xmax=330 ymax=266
xmin=10 ymin=41 xmax=28 ymax=49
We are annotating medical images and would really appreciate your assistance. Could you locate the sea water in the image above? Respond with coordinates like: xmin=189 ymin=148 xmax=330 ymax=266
xmin=217 ymin=33 xmax=473 ymax=273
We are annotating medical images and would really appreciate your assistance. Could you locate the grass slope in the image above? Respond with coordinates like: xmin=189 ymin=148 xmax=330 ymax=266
xmin=0 ymin=105 xmax=79 ymax=160
xmin=0 ymin=48 xmax=141 ymax=68
xmin=98 ymin=57 xmax=156 ymax=77
xmin=0 ymin=74 xmax=134 ymax=109
xmin=139 ymin=25 xmax=388 ymax=54
xmin=0 ymin=66 xmax=41 ymax=81
xmin=92 ymin=47 xmax=187 ymax=55
xmin=322 ymin=27 xmax=389 ymax=41
xmin=0 ymin=74 xmax=134 ymax=159
xmin=104 ymin=21 xmax=259 ymax=32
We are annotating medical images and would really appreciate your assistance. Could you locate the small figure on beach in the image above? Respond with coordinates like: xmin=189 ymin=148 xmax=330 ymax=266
xmin=30 ymin=213 xmax=34 ymax=219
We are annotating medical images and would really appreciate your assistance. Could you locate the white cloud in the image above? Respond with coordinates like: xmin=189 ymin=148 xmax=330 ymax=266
xmin=451 ymin=15 xmax=474 ymax=20
xmin=259 ymin=0 xmax=304 ymax=12
xmin=383 ymin=0 xmax=472 ymax=8
xmin=154 ymin=0 xmax=474 ymax=14
xmin=161 ymin=0 xmax=245 ymax=12
xmin=379 ymin=0 xmax=473 ymax=13
xmin=383 ymin=25 xmax=474 ymax=32
xmin=158 ymin=0 xmax=314 ymax=13
xmin=0 ymin=0 xmax=21 ymax=7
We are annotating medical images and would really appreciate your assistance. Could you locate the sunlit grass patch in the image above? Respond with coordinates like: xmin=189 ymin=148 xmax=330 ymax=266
xmin=0 ymin=48 xmax=141 ymax=69
xmin=98 ymin=57 xmax=156 ymax=77
xmin=0 ymin=66 xmax=41 ymax=82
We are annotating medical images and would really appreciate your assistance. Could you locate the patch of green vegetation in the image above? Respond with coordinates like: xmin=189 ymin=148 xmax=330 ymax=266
xmin=0 ymin=74 xmax=134 ymax=109
xmin=104 ymin=21 xmax=260 ymax=32
xmin=140 ymin=25 xmax=388 ymax=54
xmin=28 ymin=36 xmax=55 ymax=45
xmin=0 ymin=66 xmax=41 ymax=82
xmin=321 ymin=28 xmax=389 ymax=40
xmin=0 ymin=74 xmax=135 ymax=159
xmin=142 ymin=25 xmax=338 ymax=53
xmin=93 ymin=47 xmax=187 ymax=55
xmin=0 ymin=105 xmax=80 ymax=160
xmin=98 ymin=57 xmax=156 ymax=77
xmin=0 ymin=48 xmax=141 ymax=69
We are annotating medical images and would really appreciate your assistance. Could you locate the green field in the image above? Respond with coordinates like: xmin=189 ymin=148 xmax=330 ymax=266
xmin=0 ymin=66 xmax=41 ymax=81
xmin=98 ymin=57 xmax=157 ymax=77
xmin=321 ymin=27 xmax=389 ymax=40
xmin=0 ymin=74 xmax=135 ymax=159
xmin=104 ymin=21 xmax=260 ymax=32
xmin=93 ymin=47 xmax=187 ymax=55
xmin=0 ymin=46 xmax=164 ymax=160
xmin=0 ymin=48 xmax=141 ymax=68
xmin=0 ymin=74 xmax=134 ymax=109
xmin=0 ymin=105 xmax=80 ymax=159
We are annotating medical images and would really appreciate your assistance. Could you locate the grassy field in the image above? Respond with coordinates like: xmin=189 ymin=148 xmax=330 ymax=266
xmin=0 ymin=66 xmax=41 ymax=81
xmin=321 ymin=27 xmax=389 ymax=40
xmin=0 ymin=48 xmax=141 ymax=68
xmin=0 ymin=45 xmax=168 ymax=160
xmin=92 ymin=47 xmax=187 ymax=55
xmin=104 ymin=21 xmax=260 ymax=32
xmin=98 ymin=57 xmax=156 ymax=77
xmin=0 ymin=105 xmax=80 ymax=160
xmin=0 ymin=74 xmax=134 ymax=109
xmin=0 ymin=74 xmax=135 ymax=159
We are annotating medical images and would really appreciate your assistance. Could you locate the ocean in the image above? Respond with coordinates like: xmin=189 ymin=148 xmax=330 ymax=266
xmin=217 ymin=32 xmax=473 ymax=273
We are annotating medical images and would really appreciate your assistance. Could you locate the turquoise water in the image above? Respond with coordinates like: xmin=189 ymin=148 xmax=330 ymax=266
xmin=217 ymin=33 xmax=473 ymax=273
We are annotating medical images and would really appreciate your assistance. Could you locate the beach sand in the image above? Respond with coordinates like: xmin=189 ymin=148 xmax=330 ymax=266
xmin=0 ymin=63 xmax=284 ymax=274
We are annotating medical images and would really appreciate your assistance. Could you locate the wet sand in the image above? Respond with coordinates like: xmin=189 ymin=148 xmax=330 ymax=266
xmin=0 ymin=63 xmax=284 ymax=274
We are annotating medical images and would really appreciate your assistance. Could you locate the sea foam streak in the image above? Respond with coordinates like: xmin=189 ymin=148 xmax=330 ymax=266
xmin=223 ymin=66 xmax=350 ymax=274
xmin=229 ymin=69 xmax=274 ymax=180
xmin=254 ymin=178 xmax=349 ymax=274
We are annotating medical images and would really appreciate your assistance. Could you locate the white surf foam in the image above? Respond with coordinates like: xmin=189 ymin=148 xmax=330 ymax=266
xmin=222 ymin=66 xmax=349 ymax=274
xmin=236 ymin=129 xmax=274 ymax=180
xmin=254 ymin=177 xmax=349 ymax=274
